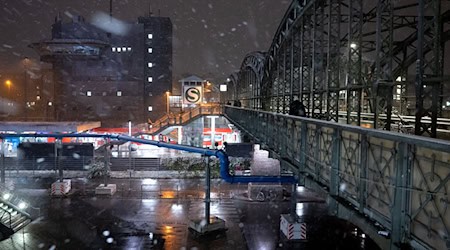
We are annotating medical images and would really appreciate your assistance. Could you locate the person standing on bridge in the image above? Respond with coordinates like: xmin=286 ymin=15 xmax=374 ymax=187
xmin=289 ymin=100 xmax=306 ymax=117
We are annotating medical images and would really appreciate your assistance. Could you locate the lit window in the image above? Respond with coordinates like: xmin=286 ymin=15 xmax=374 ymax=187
xmin=148 ymin=62 xmax=153 ymax=68
xmin=127 ymin=47 xmax=131 ymax=51
xmin=122 ymin=47 xmax=126 ymax=51
xmin=148 ymin=34 xmax=153 ymax=39
xmin=148 ymin=48 xmax=153 ymax=53
xmin=117 ymin=91 xmax=122 ymax=96
xmin=148 ymin=77 xmax=153 ymax=82
xmin=117 ymin=47 xmax=122 ymax=52
xmin=87 ymin=91 xmax=92 ymax=96
xmin=112 ymin=47 xmax=116 ymax=52
xmin=148 ymin=106 xmax=153 ymax=112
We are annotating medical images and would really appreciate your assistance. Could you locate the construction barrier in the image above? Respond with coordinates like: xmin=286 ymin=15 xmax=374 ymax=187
xmin=280 ymin=214 xmax=307 ymax=240
xmin=51 ymin=179 xmax=71 ymax=196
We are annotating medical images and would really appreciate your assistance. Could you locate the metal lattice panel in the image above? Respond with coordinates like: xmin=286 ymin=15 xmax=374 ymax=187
xmin=305 ymin=123 xmax=319 ymax=179
xmin=366 ymin=139 xmax=396 ymax=224
xmin=409 ymin=146 xmax=449 ymax=250
xmin=340 ymin=131 xmax=362 ymax=205
xmin=318 ymin=127 xmax=333 ymax=185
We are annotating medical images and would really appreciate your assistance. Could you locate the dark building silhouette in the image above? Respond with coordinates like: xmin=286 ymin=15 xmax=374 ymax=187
xmin=31 ymin=14 xmax=172 ymax=127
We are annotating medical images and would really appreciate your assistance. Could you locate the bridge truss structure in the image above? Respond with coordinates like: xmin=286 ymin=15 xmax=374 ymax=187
xmin=225 ymin=0 xmax=450 ymax=138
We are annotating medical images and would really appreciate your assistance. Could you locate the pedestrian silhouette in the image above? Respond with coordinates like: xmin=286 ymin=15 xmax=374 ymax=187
xmin=289 ymin=100 xmax=306 ymax=117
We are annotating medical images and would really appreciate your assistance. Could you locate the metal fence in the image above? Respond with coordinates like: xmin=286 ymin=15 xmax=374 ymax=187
xmin=2 ymin=156 xmax=161 ymax=171
xmin=224 ymin=106 xmax=450 ymax=250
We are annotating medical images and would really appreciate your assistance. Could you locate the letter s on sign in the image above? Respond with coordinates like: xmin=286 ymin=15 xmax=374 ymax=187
xmin=185 ymin=87 xmax=201 ymax=103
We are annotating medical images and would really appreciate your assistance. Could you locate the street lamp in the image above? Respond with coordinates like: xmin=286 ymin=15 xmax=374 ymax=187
xmin=23 ymin=57 xmax=30 ymax=120
xmin=5 ymin=80 xmax=11 ymax=95
xmin=166 ymin=91 xmax=170 ymax=115
xmin=220 ymin=83 xmax=227 ymax=104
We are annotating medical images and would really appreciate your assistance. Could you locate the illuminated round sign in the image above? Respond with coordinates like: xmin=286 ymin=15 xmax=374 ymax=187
xmin=185 ymin=87 xmax=201 ymax=103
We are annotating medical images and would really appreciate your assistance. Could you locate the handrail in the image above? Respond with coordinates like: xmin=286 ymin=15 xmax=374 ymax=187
xmin=0 ymin=206 xmax=12 ymax=229
xmin=146 ymin=103 xmax=223 ymax=135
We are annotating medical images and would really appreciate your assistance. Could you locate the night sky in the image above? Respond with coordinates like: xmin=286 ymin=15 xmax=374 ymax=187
xmin=0 ymin=0 xmax=291 ymax=83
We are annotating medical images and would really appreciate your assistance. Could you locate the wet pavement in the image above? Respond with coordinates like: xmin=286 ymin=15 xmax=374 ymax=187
xmin=0 ymin=176 xmax=380 ymax=250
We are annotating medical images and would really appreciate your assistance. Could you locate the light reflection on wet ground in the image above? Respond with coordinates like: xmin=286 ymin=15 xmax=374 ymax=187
xmin=0 ymin=177 xmax=380 ymax=250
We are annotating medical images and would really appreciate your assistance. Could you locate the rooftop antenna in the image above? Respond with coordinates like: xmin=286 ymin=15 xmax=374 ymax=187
xmin=158 ymin=0 xmax=161 ymax=16
xmin=148 ymin=0 xmax=153 ymax=16
xmin=109 ymin=0 xmax=113 ymax=21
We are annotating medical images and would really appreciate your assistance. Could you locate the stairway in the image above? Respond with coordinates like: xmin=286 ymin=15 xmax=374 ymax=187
xmin=0 ymin=201 xmax=31 ymax=240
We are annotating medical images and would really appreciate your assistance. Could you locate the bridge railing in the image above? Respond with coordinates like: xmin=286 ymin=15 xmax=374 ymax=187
xmin=224 ymin=106 xmax=450 ymax=250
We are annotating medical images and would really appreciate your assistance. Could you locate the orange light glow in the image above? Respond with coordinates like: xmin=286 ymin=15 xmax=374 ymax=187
xmin=161 ymin=191 xmax=175 ymax=199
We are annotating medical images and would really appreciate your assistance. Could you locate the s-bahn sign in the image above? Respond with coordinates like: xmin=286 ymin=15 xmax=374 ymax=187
xmin=183 ymin=86 xmax=203 ymax=104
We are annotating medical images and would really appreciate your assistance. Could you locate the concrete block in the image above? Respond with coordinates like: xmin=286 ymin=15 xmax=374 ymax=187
xmin=248 ymin=183 xmax=284 ymax=201
xmin=95 ymin=184 xmax=117 ymax=195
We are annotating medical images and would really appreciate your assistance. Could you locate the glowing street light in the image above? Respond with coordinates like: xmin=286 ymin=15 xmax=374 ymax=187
xmin=18 ymin=202 xmax=27 ymax=210
xmin=5 ymin=80 xmax=12 ymax=95
xmin=2 ymin=193 xmax=11 ymax=200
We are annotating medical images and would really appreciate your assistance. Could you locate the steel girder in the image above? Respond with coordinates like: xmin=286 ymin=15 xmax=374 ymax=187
xmin=326 ymin=0 xmax=341 ymax=122
xmin=236 ymin=52 xmax=265 ymax=109
xmin=312 ymin=0 xmax=326 ymax=119
xmin=224 ymin=72 xmax=239 ymax=103
xmin=344 ymin=0 xmax=363 ymax=126
xmin=415 ymin=0 xmax=444 ymax=138
xmin=301 ymin=10 xmax=313 ymax=116
xmin=374 ymin=0 xmax=394 ymax=131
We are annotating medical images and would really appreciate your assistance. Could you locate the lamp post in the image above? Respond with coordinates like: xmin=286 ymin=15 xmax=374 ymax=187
xmin=47 ymin=101 xmax=53 ymax=120
xmin=23 ymin=57 xmax=30 ymax=121
xmin=5 ymin=80 xmax=12 ymax=116
xmin=220 ymin=83 xmax=227 ymax=104
xmin=128 ymin=120 xmax=133 ymax=187
xmin=128 ymin=120 xmax=132 ymax=136
xmin=166 ymin=91 xmax=170 ymax=115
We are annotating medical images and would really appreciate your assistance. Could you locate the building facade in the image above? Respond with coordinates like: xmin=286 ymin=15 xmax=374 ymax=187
xmin=31 ymin=14 xmax=172 ymax=127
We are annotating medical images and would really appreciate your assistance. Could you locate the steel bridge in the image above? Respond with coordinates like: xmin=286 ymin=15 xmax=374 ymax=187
xmin=221 ymin=0 xmax=450 ymax=249
xmin=224 ymin=0 xmax=450 ymax=139
xmin=224 ymin=106 xmax=449 ymax=249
